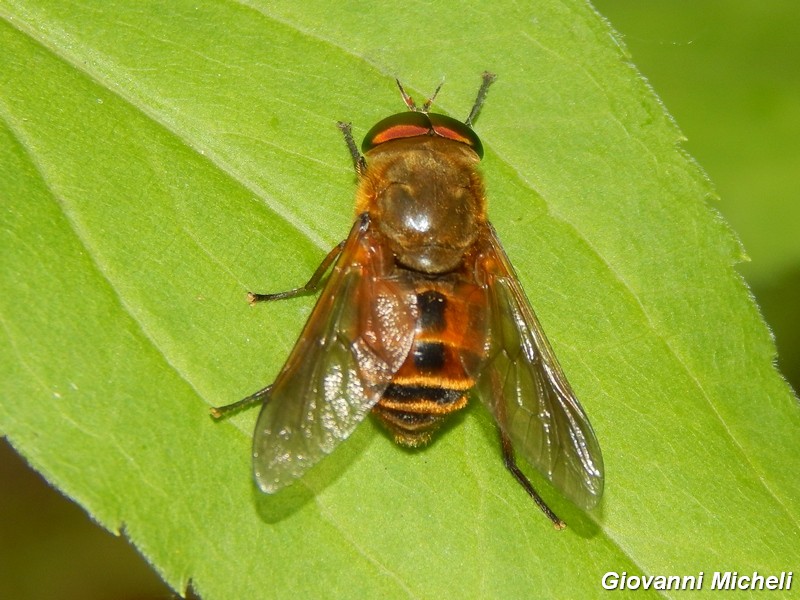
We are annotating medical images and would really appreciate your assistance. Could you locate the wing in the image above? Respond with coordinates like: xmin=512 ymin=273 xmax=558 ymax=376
xmin=252 ymin=215 xmax=415 ymax=493
xmin=475 ymin=224 xmax=604 ymax=509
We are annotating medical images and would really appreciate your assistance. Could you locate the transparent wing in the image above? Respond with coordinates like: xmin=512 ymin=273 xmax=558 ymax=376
xmin=253 ymin=216 xmax=415 ymax=493
xmin=475 ymin=225 xmax=604 ymax=509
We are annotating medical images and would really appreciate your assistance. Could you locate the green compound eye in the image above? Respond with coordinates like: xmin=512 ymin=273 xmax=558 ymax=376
xmin=361 ymin=112 xmax=484 ymax=158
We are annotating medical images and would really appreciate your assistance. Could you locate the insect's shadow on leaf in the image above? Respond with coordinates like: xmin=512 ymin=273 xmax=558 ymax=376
xmin=470 ymin=396 xmax=603 ymax=538
xmin=251 ymin=419 xmax=376 ymax=523
xmin=250 ymin=407 xmax=474 ymax=523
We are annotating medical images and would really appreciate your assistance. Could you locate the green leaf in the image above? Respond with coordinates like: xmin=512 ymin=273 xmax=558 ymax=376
xmin=1 ymin=1 xmax=797 ymax=599
xmin=591 ymin=0 xmax=800 ymax=289
xmin=589 ymin=0 xmax=800 ymax=405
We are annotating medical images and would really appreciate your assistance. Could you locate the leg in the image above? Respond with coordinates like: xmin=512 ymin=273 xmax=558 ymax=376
xmin=214 ymin=241 xmax=344 ymax=417
xmin=210 ymin=384 xmax=272 ymax=419
xmin=499 ymin=428 xmax=566 ymax=530
xmin=248 ymin=240 xmax=346 ymax=304
xmin=337 ymin=121 xmax=367 ymax=177
xmin=465 ymin=72 xmax=497 ymax=127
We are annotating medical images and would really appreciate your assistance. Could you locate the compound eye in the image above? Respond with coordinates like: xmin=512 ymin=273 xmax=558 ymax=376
xmin=362 ymin=112 xmax=432 ymax=152
xmin=362 ymin=112 xmax=483 ymax=158
xmin=428 ymin=114 xmax=484 ymax=158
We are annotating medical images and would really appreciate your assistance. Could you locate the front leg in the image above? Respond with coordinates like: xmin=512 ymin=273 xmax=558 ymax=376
xmin=211 ymin=240 xmax=347 ymax=419
xmin=248 ymin=240 xmax=346 ymax=303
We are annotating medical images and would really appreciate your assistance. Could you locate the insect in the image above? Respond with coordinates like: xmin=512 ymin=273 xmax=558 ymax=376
xmin=212 ymin=73 xmax=604 ymax=528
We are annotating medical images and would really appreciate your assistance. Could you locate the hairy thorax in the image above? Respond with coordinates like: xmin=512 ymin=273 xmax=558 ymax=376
xmin=355 ymin=136 xmax=487 ymax=274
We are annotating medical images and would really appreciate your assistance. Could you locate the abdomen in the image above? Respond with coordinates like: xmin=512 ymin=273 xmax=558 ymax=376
xmin=372 ymin=277 xmax=488 ymax=446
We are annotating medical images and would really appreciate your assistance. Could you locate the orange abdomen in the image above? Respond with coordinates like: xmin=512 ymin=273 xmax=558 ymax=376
xmin=373 ymin=278 xmax=488 ymax=446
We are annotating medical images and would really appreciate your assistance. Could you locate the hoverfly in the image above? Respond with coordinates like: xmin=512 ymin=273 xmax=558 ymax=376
xmin=212 ymin=73 xmax=604 ymax=528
